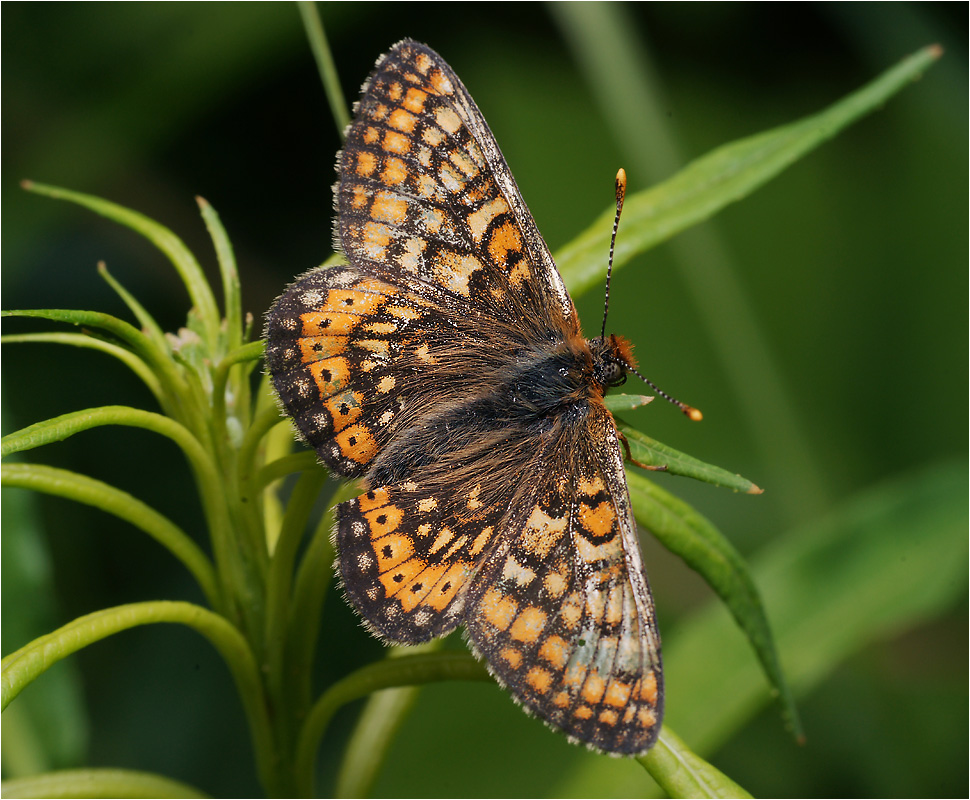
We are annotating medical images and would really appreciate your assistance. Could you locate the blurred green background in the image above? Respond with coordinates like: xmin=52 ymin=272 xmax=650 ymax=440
xmin=2 ymin=3 xmax=966 ymax=797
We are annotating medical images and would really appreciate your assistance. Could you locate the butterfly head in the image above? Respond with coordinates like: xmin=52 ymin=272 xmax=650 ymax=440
xmin=589 ymin=333 xmax=637 ymax=391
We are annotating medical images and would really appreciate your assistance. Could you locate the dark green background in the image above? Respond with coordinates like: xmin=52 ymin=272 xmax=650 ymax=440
xmin=2 ymin=3 xmax=967 ymax=797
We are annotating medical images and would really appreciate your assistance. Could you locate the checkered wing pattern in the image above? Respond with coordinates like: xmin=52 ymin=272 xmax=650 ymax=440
xmin=264 ymin=39 xmax=666 ymax=756
xmin=337 ymin=39 xmax=577 ymax=339
xmin=465 ymin=403 xmax=663 ymax=755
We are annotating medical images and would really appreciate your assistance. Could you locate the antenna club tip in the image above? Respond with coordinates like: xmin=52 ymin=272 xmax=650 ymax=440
xmin=685 ymin=406 xmax=703 ymax=422
xmin=615 ymin=168 xmax=627 ymax=200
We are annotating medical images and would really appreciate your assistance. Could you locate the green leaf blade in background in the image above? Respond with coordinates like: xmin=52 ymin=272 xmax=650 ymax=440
xmin=555 ymin=44 xmax=943 ymax=297
xmin=664 ymin=458 xmax=968 ymax=755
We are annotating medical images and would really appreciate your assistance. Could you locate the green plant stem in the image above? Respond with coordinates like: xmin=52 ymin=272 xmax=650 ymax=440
xmin=0 ymin=601 xmax=276 ymax=794
xmin=1 ymin=463 xmax=219 ymax=608
xmin=297 ymin=2 xmax=350 ymax=137
xmin=295 ymin=652 xmax=491 ymax=797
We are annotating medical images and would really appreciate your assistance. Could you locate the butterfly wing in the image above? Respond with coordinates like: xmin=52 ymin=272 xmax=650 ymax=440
xmin=337 ymin=39 xmax=577 ymax=339
xmin=465 ymin=401 xmax=664 ymax=755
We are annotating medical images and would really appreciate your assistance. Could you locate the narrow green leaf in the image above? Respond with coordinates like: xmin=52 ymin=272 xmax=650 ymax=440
xmin=556 ymin=45 xmax=943 ymax=296
xmin=295 ymin=652 xmax=490 ymax=797
xmin=0 ymin=768 xmax=209 ymax=798
xmin=96 ymin=262 xmax=168 ymax=352
xmin=604 ymin=393 xmax=655 ymax=413
xmin=197 ymin=196 xmax=242 ymax=353
xmin=1 ymin=463 xmax=218 ymax=608
xmin=0 ymin=601 xmax=277 ymax=796
xmin=664 ymin=458 xmax=967 ymax=754
xmin=20 ymin=181 xmax=221 ymax=351
xmin=628 ymin=472 xmax=801 ymax=742
xmin=640 ymin=726 xmax=752 ymax=798
xmin=621 ymin=421 xmax=763 ymax=494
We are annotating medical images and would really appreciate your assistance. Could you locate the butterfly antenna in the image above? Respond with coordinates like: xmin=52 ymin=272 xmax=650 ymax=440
xmin=600 ymin=168 xmax=627 ymax=341
xmin=602 ymin=169 xmax=703 ymax=422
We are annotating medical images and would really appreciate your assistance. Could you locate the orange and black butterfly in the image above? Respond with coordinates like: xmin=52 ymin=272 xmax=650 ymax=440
xmin=265 ymin=39 xmax=664 ymax=755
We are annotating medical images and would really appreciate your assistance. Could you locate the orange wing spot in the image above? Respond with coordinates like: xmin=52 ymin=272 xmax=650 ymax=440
xmin=425 ymin=561 xmax=471 ymax=611
xmin=376 ymin=375 xmax=396 ymax=394
xmin=480 ymin=587 xmax=517 ymax=631
xmin=579 ymin=500 xmax=616 ymax=538
xmin=416 ymin=172 xmax=439 ymax=198
xmin=525 ymin=666 xmax=553 ymax=695
xmin=509 ymin=607 xmax=547 ymax=644
xmin=378 ymin=557 xmax=426 ymax=601
xmin=431 ymin=250 xmax=482 ymax=296
xmin=387 ymin=81 xmax=403 ymax=101
xmin=381 ymin=157 xmax=408 ymax=186
xmin=467 ymin=196 xmax=510 ymax=244
xmin=298 ymin=335 xmax=346 ymax=363
xmin=552 ymin=691 xmax=571 ymax=709
xmin=364 ymin=321 xmax=398 ymax=335
xmin=428 ymin=526 xmax=455 ymax=554
xmin=395 ymin=562 xmax=448 ymax=611
xmin=429 ymin=67 xmax=453 ymax=95
xmin=417 ymin=497 xmax=437 ymax=513
xmin=468 ymin=526 xmax=493 ymax=556
xmin=538 ymin=635 xmax=570 ymax=670
xmin=465 ymin=484 xmax=482 ymax=510
xmin=355 ymin=151 xmax=378 ymax=177
xmin=351 ymin=185 xmax=369 ymax=209
xmin=383 ymin=130 xmax=410 ymax=155
xmin=388 ymin=108 xmax=418 ymax=133
xmin=563 ymin=662 xmax=587 ymax=689
xmin=441 ymin=534 xmax=469 ymax=560
xmin=604 ymin=680 xmax=633 ymax=709
xmin=434 ymin=105 xmax=462 ymax=135
xmin=325 ymin=287 xmax=387 ymax=315
xmin=637 ymin=707 xmax=658 ymax=729
xmin=421 ymin=207 xmax=446 ymax=235
xmin=542 ymin=568 xmax=567 ymax=599
xmin=335 ymin=422 xmax=378 ymax=464
xmin=573 ymin=705 xmax=593 ymax=721
xmin=521 ymin=506 xmax=567 ymax=558
xmin=422 ymin=126 xmax=446 ymax=148
xmin=449 ymin=147 xmax=479 ymax=179
xmin=371 ymin=192 xmax=409 ymax=225
xmin=309 ymin=356 xmax=350 ymax=397
xmin=414 ymin=52 xmax=433 ymax=75
xmin=581 ymin=670 xmax=606 ymax=705
xmin=598 ymin=709 xmax=619 ymax=727
xmin=487 ymin=220 xmax=523 ymax=266
xmin=362 ymin=126 xmax=380 ymax=145
xmin=638 ymin=671 xmax=659 ymax=705
xmin=370 ymin=528 xmax=412 ymax=570
xmin=578 ymin=474 xmax=607 ymax=496
xmin=560 ymin=592 xmax=584 ymax=630
xmin=324 ymin=390 xmax=363 ymax=433
xmin=403 ymin=87 xmax=428 ymax=114
xmin=414 ymin=342 xmax=437 ymax=364
xmin=500 ymin=647 xmax=523 ymax=670
xmin=357 ymin=487 xmax=391 ymax=512
xmin=301 ymin=310 xmax=360 ymax=337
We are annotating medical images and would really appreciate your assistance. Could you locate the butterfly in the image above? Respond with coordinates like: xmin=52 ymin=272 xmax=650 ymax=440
xmin=265 ymin=39 xmax=667 ymax=755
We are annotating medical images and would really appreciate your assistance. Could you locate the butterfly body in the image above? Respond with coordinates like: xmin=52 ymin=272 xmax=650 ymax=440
xmin=265 ymin=39 xmax=663 ymax=755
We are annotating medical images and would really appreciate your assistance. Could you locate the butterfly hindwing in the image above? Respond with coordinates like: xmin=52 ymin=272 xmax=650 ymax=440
xmin=465 ymin=403 xmax=663 ymax=754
